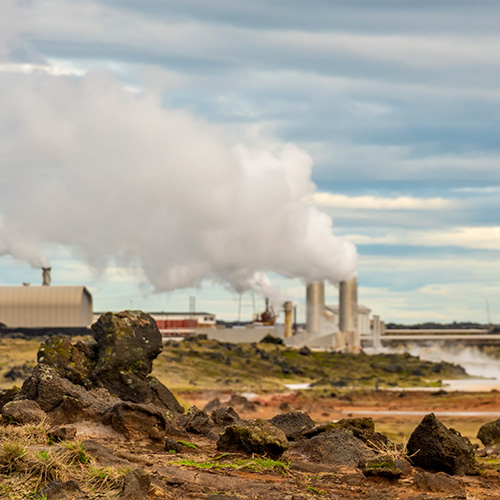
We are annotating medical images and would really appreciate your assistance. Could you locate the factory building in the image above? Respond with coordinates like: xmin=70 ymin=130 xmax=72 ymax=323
xmin=0 ymin=268 xmax=93 ymax=328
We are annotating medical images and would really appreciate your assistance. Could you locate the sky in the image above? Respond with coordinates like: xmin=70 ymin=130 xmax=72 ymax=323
xmin=0 ymin=1 xmax=499 ymax=325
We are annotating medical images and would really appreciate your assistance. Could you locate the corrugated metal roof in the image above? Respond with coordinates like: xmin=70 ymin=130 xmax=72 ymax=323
xmin=0 ymin=286 xmax=89 ymax=305
xmin=0 ymin=286 xmax=93 ymax=327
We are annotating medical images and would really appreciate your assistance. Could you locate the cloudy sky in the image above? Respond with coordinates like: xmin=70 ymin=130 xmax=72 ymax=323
xmin=1 ymin=1 xmax=499 ymax=324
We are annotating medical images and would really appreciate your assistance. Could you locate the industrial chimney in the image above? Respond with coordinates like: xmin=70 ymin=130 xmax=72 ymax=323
xmin=306 ymin=281 xmax=325 ymax=336
xmin=339 ymin=277 xmax=359 ymax=352
xmin=42 ymin=267 xmax=51 ymax=286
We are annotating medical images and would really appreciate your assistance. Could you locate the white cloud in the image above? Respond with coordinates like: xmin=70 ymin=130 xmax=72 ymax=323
xmin=312 ymin=193 xmax=454 ymax=210
xmin=347 ymin=226 xmax=500 ymax=251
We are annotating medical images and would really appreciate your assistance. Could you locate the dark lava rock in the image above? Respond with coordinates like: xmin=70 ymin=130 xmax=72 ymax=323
xmin=33 ymin=311 xmax=184 ymax=415
xmin=259 ymin=334 xmax=284 ymax=345
xmin=38 ymin=335 xmax=95 ymax=388
xmin=103 ymin=401 xmax=174 ymax=441
xmin=0 ymin=386 xmax=19 ymax=411
xmin=269 ymin=411 xmax=315 ymax=441
xmin=413 ymin=470 xmax=465 ymax=494
xmin=81 ymin=440 xmax=132 ymax=466
xmin=407 ymin=413 xmax=477 ymax=475
xmin=4 ymin=362 xmax=35 ymax=382
xmin=217 ymin=419 xmax=288 ymax=459
xmin=2 ymin=399 xmax=46 ymax=425
xmin=92 ymin=310 xmax=162 ymax=376
xmin=16 ymin=364 xmax=118 ymax=424
xmin=211 ymin=406 xmax=242 ymax=428
xmin=177 ymin=406 xmax=215 ymax=436
xmin=362 ymin=455 xmax=402 ymax=479
xmin=284 ymin=429 xmax=375 ymax=467
xmin=477 ymin=417 xmax=500 ymax=446
xmin=304 ymin=416 xmax=389 ymax=449
xmin=92 ymin=311 xmax=183 ymax=413
xmin=121 ymin=468 xmax=151 ymax=500
xmin=38 ymin=480 xmax=82 ymax=500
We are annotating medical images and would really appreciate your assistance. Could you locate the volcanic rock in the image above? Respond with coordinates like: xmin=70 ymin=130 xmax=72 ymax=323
xmin=269 ymin=411 xmax=315 ymax=441
xmin=477 ymin=417 xmax=500 ymax=446
xmin=2 ymin=399 xmax=46 ymax=425
xmin=177 ymin=406 xmax=215 ymax=436
xmin=413 ymin=470 xmax=465 ymax=494
xmin=14 ymin=363 xmax=118 ymax=424
xmin=407 ymin=413 xmax=477 ymax=475
xmin=211 ymin=406 xmax=242 ymax=428
xmin=217 ymin=419 xmax=288 ymax=459
xmin=34 ymin=311 xmax=184 ymax=415
xmin=103 ymin=401 xmax=175 ymax=441
xmin=284 ymin=429 xmax=375 ymax=467
xmin=38 ymin=335 xmax=95 ymax=388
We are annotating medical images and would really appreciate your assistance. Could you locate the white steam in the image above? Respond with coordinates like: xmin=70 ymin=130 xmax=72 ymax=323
xmin=0 ymin=70 xmax=357 ymax=296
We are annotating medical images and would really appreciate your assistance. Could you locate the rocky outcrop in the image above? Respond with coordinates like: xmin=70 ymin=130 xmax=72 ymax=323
xmin=477 ymin=417 xmax=500 ymax=446
xmin=15 ymin=363 xmax=118 ymax=425
xmin=407 ymin=413 xmax=477 ymax=476
xmin=35 ymin=311 xmax=183 ymax=414
xmin=217 ymin=419 xmax=288 ymax=459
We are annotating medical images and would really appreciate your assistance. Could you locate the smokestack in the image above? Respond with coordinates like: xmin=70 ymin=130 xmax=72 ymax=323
xmin=339 ymin=277 xmax=359 ymax=352
xmin=42 ymin=267 xmax=51 ymax=286
xmin=306 ymin=281 xmax=325 ymax=336
xmin=284 ymin=301 xmax=293 ymax=338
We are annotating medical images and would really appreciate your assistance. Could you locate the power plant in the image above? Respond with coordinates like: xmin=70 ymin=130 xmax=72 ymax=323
xmin=0 ymin=266 xmax=380 ymax=352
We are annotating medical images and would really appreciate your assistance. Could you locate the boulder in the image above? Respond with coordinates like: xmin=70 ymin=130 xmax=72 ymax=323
xmin=91 ymin=311 xmax=183 ymax=413
xmin=2 ymin=400 xmax=46 ymax=425
xmin=477 ymin=417 xmax=500 ymax=446
xmin=407 ymin=413 xmax=477 ymax=475
xmin=92 ymin=310 xmax=162 ymax=376
xmin=217 ymin=419 xmax=288 ymax=459
xmin=103 ymin=401 xmax=174 ymax=441
xmin=269 ymin=411 xmax=315 ymax=441
xmin=3 ymin=362 xmax=35 ymax=382
xmin=284 ymin=429 xmax=375 ymax=467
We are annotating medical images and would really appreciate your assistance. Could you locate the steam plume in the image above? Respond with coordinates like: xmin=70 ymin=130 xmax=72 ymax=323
xmin=0 ymin=71 xmax=357 ymax=294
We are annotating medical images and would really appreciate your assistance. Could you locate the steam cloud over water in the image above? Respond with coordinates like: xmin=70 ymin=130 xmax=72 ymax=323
xmin=0 ymin=71 xmax=357 ymax=295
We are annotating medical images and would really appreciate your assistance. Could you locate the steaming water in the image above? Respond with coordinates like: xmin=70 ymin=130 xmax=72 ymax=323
xmin=389 ymin=343 xmax=500 ymax=391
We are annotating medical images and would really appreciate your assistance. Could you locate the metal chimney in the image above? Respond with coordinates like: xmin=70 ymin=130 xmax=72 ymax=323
xmin=339 ymin=277 xmax=359 ymax=352
xmin=42 ymin=267 xmax=51 ymax=286
xmin=306 ymin=281 xmax=325 ymax=336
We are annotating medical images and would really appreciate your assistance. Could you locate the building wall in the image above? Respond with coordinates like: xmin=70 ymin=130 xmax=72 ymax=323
xmin=0 ymin=286 xmax=93 ymax=328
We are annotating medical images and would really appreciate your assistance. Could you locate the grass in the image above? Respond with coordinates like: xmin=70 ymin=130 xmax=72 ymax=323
xmin=0 ymin=422 xmax=131 ymax=500
xmin=174 ymin=455 xmax=290 ymax=474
